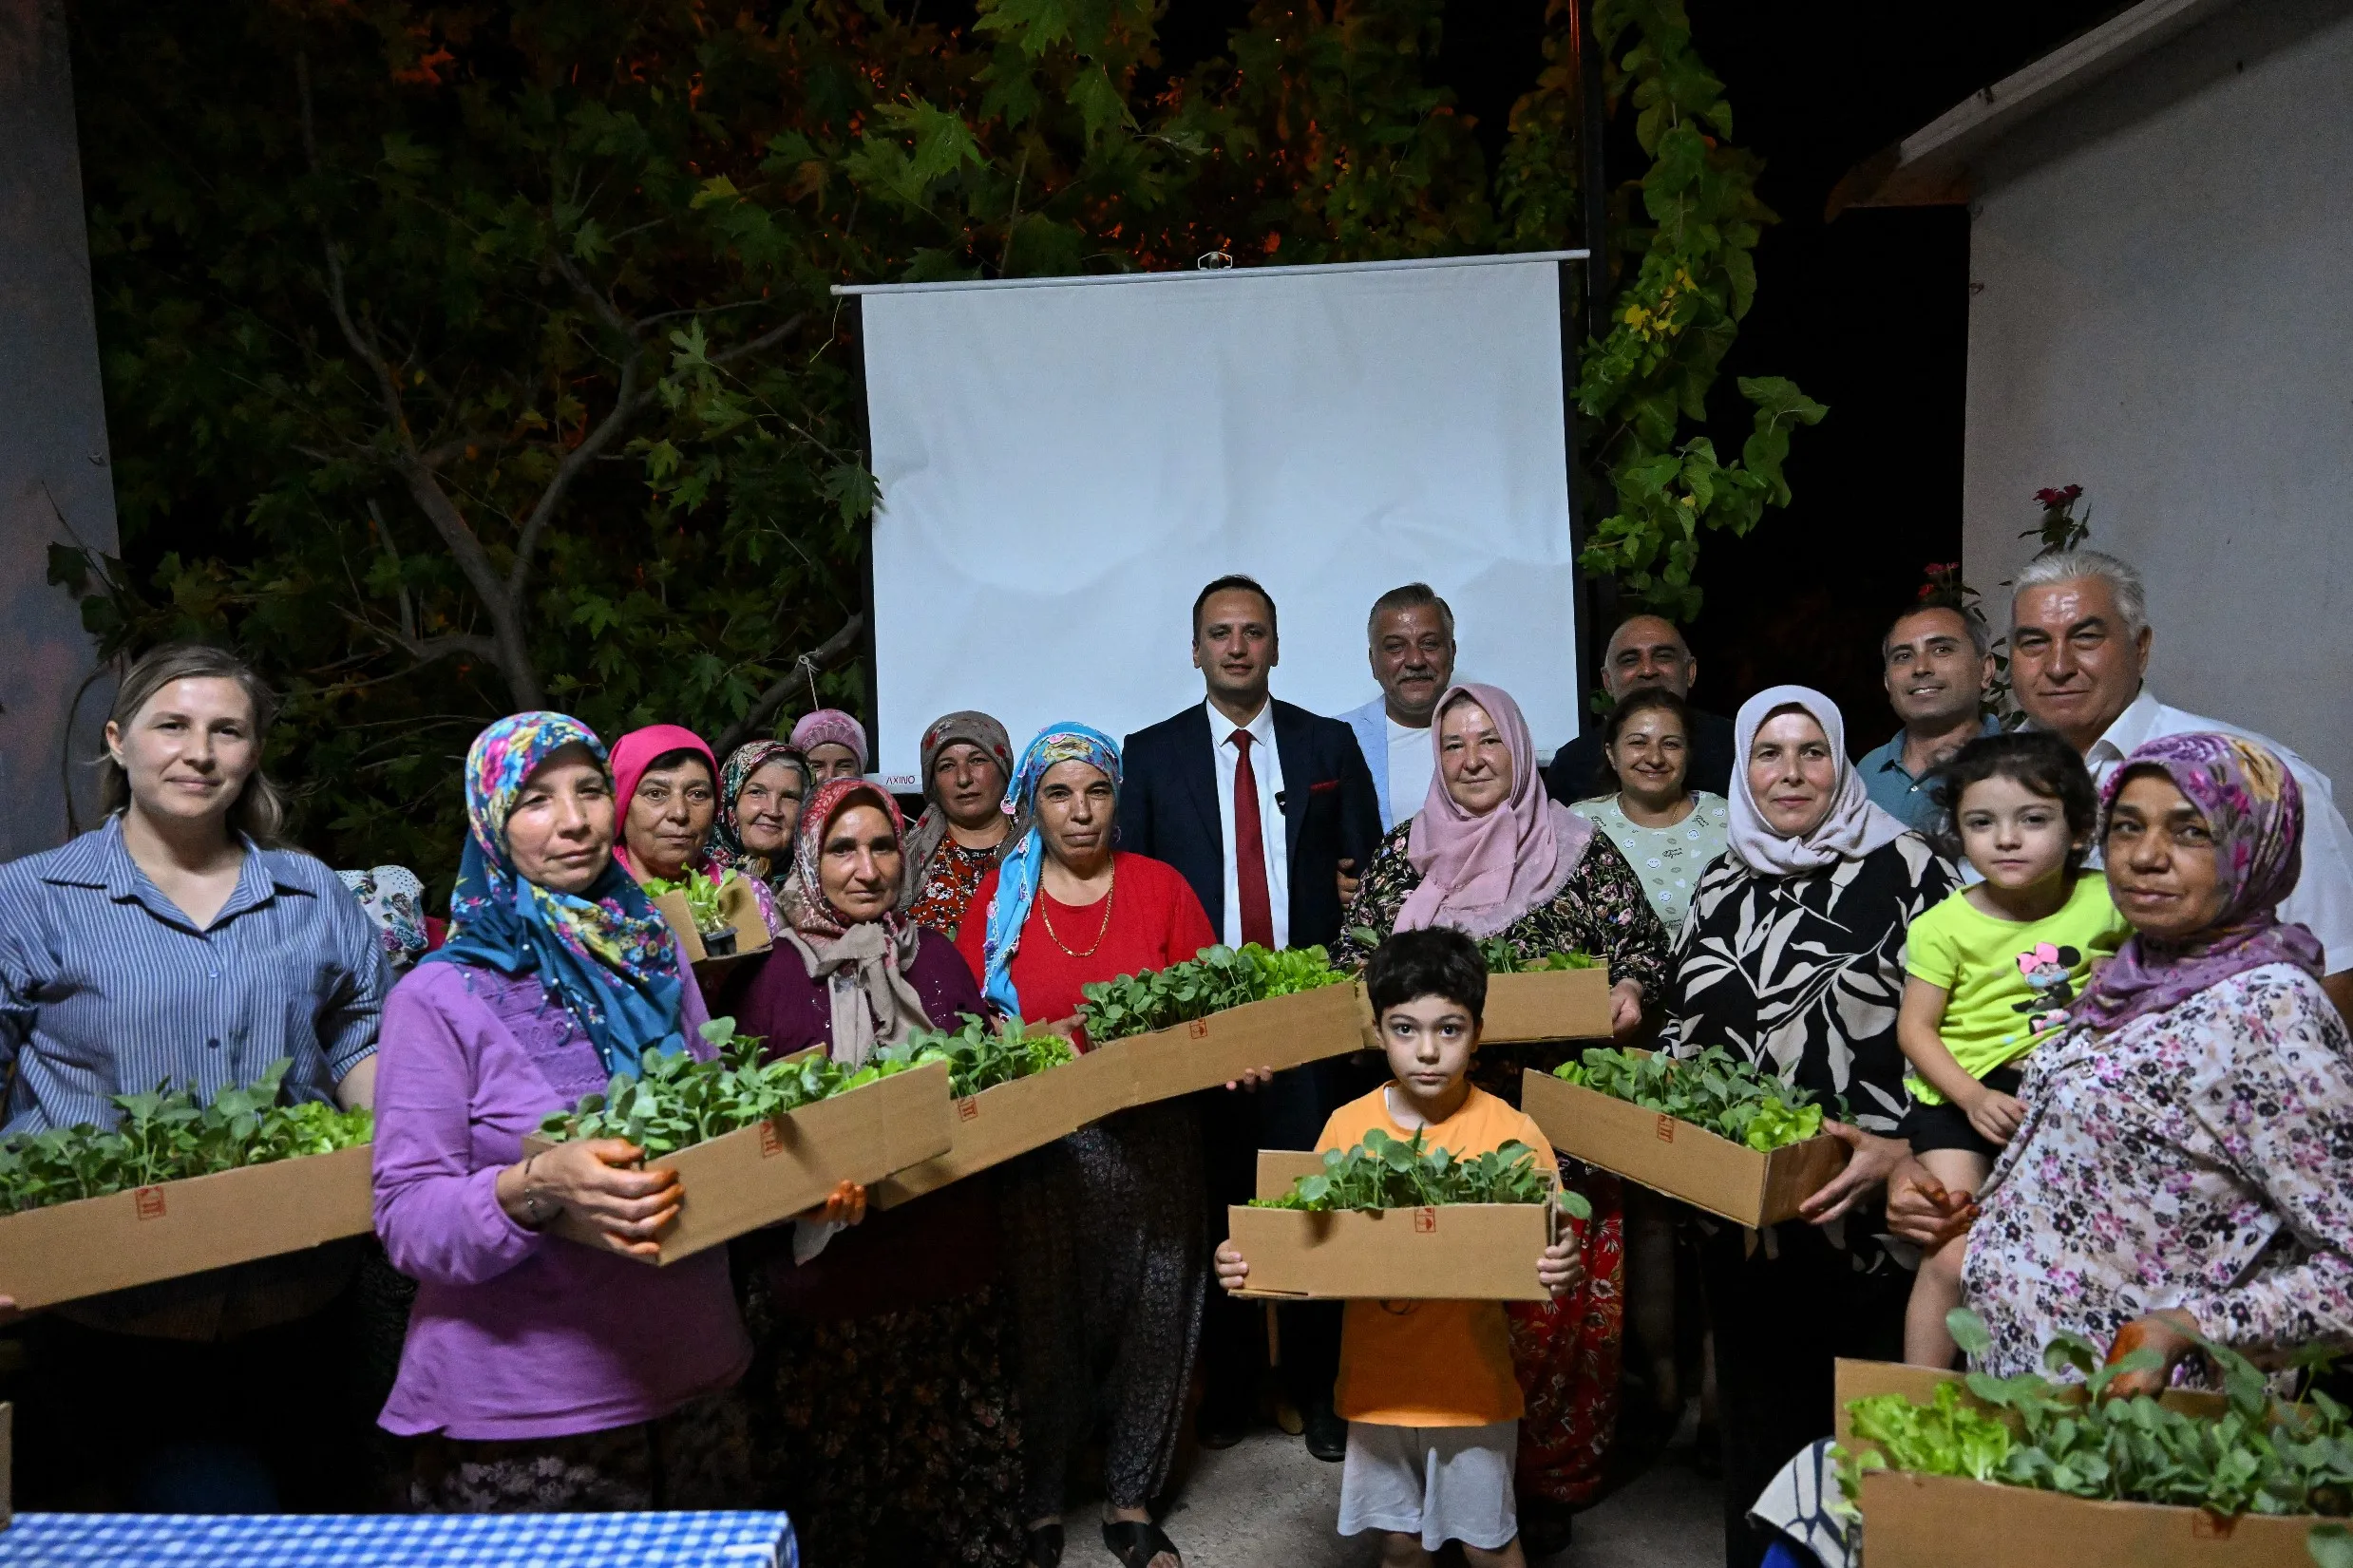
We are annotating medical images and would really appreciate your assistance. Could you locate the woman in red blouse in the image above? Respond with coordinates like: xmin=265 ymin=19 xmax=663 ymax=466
xmin=955 ymin=725 xmax=1211 ymax=1568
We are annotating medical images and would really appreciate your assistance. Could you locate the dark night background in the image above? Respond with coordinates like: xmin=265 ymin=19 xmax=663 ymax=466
xmin=1161 ymin=0 xmax=2125 ymax=746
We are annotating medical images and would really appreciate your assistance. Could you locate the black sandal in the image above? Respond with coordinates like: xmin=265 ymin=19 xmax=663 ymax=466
xmin=1101 ymin=1520 xmax=1181 ymax=1568
xmin=1025 ymin=1522 xmax=1064 ymax=1568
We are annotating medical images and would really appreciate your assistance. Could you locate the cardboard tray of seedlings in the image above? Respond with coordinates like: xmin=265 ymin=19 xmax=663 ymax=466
xmin=653 ymin=882 xmax=772 ymax=979
xmin=1479 ymin=968 xmax=1616 ymax=1044
xmin=1520 ymin=1064 xmax=1848 ymax=1228
xmin=1224 ymin=1149 xmax=1557 ymax=1302
xmin=0 ymin=1143 xmax=376 ymax=1312
xmin=1099 ymin=983 xmax=1378 ymax=1106
xmin=871 ymin=1046 xmax=1138 ymax=1208
xmin=1835 ymin=1360 xmax=2327 ymax=1566
xmin=523 ymin=1061 xmax=952 ymax=1265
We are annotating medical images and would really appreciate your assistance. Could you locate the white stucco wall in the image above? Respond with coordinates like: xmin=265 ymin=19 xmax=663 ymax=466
xmin=1960 ymin=0 xmax=2353 ymax=790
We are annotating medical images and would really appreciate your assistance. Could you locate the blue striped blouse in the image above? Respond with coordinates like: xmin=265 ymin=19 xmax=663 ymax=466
xmin=0 ymin=817 xmax=389 ymax=1133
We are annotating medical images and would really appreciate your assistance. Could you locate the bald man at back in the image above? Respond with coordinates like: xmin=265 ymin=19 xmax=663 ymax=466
xmin=1545 ymin=614 xmax=1738 ymax=804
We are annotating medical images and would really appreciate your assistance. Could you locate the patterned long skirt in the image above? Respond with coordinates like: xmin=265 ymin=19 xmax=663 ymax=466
xmin=999 ymin=1102 xmax=1205 ymax=1520
xmin=406 ymin=1388 xmax=754 ymax=1513
xmin=1508 ymin=1164 xmax=1626 ymax=1506
xmin=1472 ymin=1042 xmax=1627 ymax=1510
xmin=746 ymin=1282 xmax=1026 ymax=1567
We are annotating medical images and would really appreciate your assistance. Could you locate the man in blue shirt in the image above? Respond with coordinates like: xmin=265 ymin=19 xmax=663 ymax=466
xmin=1856 ymin=600 xmax=1999 ymax=835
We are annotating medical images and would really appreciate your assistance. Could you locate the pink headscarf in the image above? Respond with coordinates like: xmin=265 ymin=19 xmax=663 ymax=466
xmin=1725 ymin=686 xmax=1907 ymax=876
xmin=790 ymin=708 xmax=870 ymax=772
xmin=1396 ymin=683 xmax=1595 ymax=939
xmin=607 ymin=724 xmax=719 ymax=878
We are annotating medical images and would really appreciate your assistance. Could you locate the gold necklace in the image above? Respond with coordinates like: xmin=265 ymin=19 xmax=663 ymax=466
xmin=1040 ymin=866 xmax=1117 ymax=957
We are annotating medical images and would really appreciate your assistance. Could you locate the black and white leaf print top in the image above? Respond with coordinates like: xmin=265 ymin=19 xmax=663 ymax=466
xmin=1661 ymin=833 xmax=1956 ymax=1139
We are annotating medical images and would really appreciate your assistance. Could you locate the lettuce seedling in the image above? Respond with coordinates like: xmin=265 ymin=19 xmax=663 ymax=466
xmin=641 ymin=866 xmax=735 ymax=936
xmin=0 ymin=1059 xmax=372 ymax=1215
xmin=1553 ymin=1046 xmax=1826 ymax=1152
xmin=1077 ymin=943 xmax=1344 ymax=1044
xmin=1835 ymin=1308 xmax=2353 ymax=1527
xmin=1250 ymin=1126 xmax=1594 ymax=1219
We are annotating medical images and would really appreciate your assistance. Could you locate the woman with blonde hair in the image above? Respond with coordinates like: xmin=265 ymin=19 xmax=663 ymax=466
xmin=0 ymin=642 xmax=389 ymax=1509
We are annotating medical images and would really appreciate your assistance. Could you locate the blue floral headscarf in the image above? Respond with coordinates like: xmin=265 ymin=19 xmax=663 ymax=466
xmin=979 ymin=724 xmax=1124 ymax=1017
xmin=427 ymin=712 xmax=686 ymax=1076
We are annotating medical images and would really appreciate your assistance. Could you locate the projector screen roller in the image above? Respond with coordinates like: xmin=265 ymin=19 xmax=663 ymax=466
xmin=852 ymin=254 xmax=1581 ymax=784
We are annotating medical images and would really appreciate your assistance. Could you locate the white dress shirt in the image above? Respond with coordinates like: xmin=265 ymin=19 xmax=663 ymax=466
xmin=2081 ymin=688 xmax=2353 ymax=974
xmin=1386 ymin=716 xmax=1436 ymax=825
xmin=1208 ymin=697 xmax=1289 ymax=950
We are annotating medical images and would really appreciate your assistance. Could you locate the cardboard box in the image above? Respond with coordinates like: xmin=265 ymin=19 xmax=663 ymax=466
xmin=1520 ymin=1065 xmax=1848 ymax=1227
xmin=875 ymin=985 xmax=1375 ymax=1209
xmin=870 ymin=1046 xmax=1135 ymax=1209
xmin=1481 ymin=968 xmax=1615 ymax=1043
xmin=1107 ymin=983 xmax=1377 ymax=1105
xmin=1224 ymin=1149 xmax=1557 ymax=1301
xmin=0 ymin=1143 xmax=375 ymax=1313
xmin=1835 ymin=1359 xmax=2324 ymax=1565
xmin=654 ymin=881 xmax=772 ymax=977
xmin=524 ymin=1060 xmax=952 ymax=1264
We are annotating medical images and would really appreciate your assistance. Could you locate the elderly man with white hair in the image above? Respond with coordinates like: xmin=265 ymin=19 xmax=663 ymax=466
xmin=2010 ymin=547 xmax=2353 ymax=1019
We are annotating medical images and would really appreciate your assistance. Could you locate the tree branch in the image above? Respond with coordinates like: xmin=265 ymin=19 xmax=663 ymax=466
xmin=713 ymin=613 xmax=866 ymax=758
xmin=710 ymin=312 xmax=807 ymax=368
xmin=299 ymin=52 xmax=543 ymax=708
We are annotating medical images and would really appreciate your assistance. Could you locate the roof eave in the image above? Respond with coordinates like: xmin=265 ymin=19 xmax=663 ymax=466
xmin=1826 ymin=0 xmax=2243 ymax=220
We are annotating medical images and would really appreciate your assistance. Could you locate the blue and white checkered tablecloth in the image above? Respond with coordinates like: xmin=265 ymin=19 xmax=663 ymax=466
xmin=0 ymin=1509 xmax=797 ymax=1566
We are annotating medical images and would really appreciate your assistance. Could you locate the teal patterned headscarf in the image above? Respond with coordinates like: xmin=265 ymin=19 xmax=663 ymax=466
xmin=979 ymin=724 xmax=1123 ymax=1017
xmin=427 ymin=712 xmax=686 ymax=1076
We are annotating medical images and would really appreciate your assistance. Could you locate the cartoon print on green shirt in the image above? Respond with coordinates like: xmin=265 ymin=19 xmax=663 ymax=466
xmin=2014 ymin=940 xmax=2084 ymax=1037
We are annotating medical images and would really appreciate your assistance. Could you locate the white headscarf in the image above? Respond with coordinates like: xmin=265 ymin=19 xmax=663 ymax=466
xmin=1726 ymin=685 xmax=1908 ymax=876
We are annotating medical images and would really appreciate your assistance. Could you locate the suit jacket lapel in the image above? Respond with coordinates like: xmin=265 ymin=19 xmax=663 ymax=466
xmin=1173 ymin=704 xmax=1223 ymax=853
xmin=1272 ymin=700 xmax=1310 ymax=871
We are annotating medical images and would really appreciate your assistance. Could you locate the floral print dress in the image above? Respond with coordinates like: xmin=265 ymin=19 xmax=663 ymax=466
xmin=1334 ymin=822 xmax=1671 ymax=1506
xmin=1963 ymin=962 xmax=2353 ymax=1378
xmin=907 ymin=840 xmax=998 ymax=939
xmin=1334 ymin=821 xmax=1672 ymax=996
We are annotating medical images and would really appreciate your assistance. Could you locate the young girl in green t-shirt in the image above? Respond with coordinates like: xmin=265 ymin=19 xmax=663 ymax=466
xmin=1896 ymin=730 xmax=2128 ymax=1369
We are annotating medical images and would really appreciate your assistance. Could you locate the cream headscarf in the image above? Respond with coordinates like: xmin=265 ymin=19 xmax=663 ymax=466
xmin=1725 ymin=685 xmax=1908 ymax=876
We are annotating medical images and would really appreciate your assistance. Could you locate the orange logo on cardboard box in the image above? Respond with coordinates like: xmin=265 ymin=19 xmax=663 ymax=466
xmin=759 ymin=1122 xmax=783 ymax=1158
xmin=957 ymin=1097 xmax=980 ymax=1122
xmin=135 ymin=1186 xmax=167 ymax=1220
xmin=1187 ymin=1020 xmax=1209 ymax=1039
xmin=1414 ymin=1208 xmax=1437 ymax=1233
xmin=1655 ymin=1114 xmax=1676 ymax=1143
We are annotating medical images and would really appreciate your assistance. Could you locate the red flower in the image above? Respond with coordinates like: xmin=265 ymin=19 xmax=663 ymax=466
xmin=2033 ymin=484 xmax=2083 ymax=508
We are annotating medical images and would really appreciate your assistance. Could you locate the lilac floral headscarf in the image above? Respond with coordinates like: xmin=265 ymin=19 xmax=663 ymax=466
xmin=2075 ymin=731 xmax=2325 ymax=1033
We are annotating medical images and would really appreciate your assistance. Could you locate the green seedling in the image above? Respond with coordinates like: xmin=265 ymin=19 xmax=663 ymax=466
xmin=641 ymin=866 xmax=735 ymax=935
xmin=1553 ymin=1046 xmax=1826 ymax=1152
xmin=537 ymin=1012 xmax=1074 ymax=1158
xmin=1249 ymin=1126 xmax=1593 ymax=1220
xmin=1835 ymin=1309 xmax=2353 ymax=1531
xmin=1076 ymin=942 xmax=1344 ymax=1044
xmin=0 ymin=1058 xmax=372 ymax=1215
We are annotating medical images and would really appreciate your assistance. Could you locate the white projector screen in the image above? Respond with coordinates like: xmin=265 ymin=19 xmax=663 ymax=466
xmin=852 ymin=254 xmax=1582 ymax=784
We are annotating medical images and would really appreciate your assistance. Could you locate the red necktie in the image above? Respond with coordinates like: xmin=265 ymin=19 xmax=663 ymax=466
xmin=1231 ymin=729 xmax=1275 ymax=949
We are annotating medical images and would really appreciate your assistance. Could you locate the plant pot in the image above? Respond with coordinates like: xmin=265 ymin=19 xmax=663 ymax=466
xmin=697 ymin=926 xmax=738 ymax=957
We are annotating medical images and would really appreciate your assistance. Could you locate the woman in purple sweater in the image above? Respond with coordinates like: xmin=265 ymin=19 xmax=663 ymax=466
xmin=728 ymin=778 xmax=1025 ymax=1565
xmin=371 ymin=712 xmax=753 ymax=1511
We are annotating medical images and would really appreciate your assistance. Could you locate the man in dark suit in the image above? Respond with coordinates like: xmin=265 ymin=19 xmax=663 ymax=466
xmin=1546 ymin=612 xmax=1738 ymax=803
xmin=1119 ymin=574 xmax=1380 ymax=1462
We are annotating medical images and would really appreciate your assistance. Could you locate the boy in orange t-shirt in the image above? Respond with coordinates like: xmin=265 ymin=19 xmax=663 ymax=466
xmin=1216 ymin=928 xmax=1584 ymax=1567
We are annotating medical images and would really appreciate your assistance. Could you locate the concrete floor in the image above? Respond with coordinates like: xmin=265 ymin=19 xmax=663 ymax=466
xmin=1157 ymin=1418 xmax=1723 ymax=1568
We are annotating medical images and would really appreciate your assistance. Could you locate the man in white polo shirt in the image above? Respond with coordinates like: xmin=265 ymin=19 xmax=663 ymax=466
xmin=2009 ymin=548 xmax=2353 ymax=1019
xmin=1336 ymin=582 xmax=1458 ymax=834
